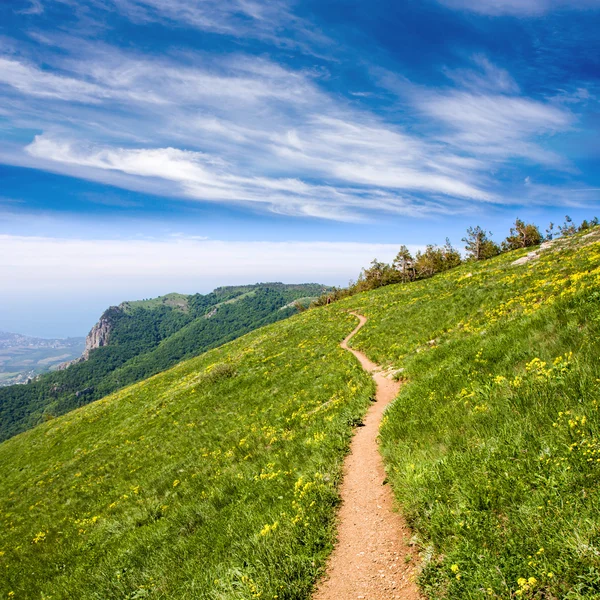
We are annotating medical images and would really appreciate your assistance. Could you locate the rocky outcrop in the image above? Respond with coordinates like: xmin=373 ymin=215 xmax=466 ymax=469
xmin=81 ymin=311 xmax=114 ymax=359
xmin=58 ymin=307 xmax=120 ymax=369
xmin=511 ymin=251 xmax=540 ymax=266
xmin=511 ymin=238 xmax=559 ymax=266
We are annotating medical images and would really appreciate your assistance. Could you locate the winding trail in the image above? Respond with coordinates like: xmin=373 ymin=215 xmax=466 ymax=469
xmin=314 ymin=313 xmax=421 ymax=600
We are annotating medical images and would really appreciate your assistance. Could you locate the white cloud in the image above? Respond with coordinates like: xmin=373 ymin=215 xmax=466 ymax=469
xmin=518 ymin=180 xmax=600 ymax=208
xmin=373 ymin=56 xmax=577 ymax=171
xmin=270 ymin=116 xmax=492 ymax=200
xmin=438 ymin=0 xmax=600 ymax=15
xmin=416 ymin=91 xmax=573 ymax=165
xmin=444 ymin=55 xmax=520 ymax=94
xmin=24 ymin=134 xmax=427 ymax=221
xmin=31 ymin=0 xmax=330 ymax=56
xmin=0 ymin=53 xmax=312 ymax=107
xmin=0 ymin=58 xmax=109 ymax=103
xmin=423 ymin=92 xmax=570 ymax=133
xmin=0 ymin=45 xmax=578 ymax=220
xmin=107 ymin=0 xmax=285 ymax=34
xmin=24 ymin=128 xmax=494 ymax=220
xmin=372 ymin=56 xmax=574 ymax=169
xmin=17 ymin=0 xmax=44 ymax=15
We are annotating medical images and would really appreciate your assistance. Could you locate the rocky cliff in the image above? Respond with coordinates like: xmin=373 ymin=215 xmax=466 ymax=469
xmin=81 ymin=310 xmax=115 ymax=359
xmin=58 ymin=307 xmax=120 ymax=368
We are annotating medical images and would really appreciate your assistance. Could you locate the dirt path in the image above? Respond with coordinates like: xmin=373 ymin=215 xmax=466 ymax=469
xmin=314 ymin=313 xmax=421 ymax=600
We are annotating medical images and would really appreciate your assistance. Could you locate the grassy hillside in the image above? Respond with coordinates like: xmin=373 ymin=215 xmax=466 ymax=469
xmin=0 ymin=283 xmax=329 ymax=442
xmin=2 ymin=231 xmax=600 ymax=599
xmin=338 ymin=228 xmax=600 ymax=599
xmin=0 ymin=309 xmax=373 ymax=598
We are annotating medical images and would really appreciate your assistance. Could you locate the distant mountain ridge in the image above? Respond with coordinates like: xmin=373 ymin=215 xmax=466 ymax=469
xmin=0 ymin=282 xmax=330 ymax=442
xmin=63 ymin=283 xmax=327 ymax=367
xmin=0 ymin=331 xmax=81 ymax=348
xmin=0 ymin=331 xmax=83 ymax=348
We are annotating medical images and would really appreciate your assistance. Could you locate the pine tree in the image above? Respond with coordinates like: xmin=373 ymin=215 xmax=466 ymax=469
xmin=558 ymin=215 xmax=576 ymax=236
xmin=462 ymin=226 xmax=500 ymax=261
xmin=442 ymin=238 xmax=462 ymax=269
xmin=392 ymin=245 xmax=415 ymax=282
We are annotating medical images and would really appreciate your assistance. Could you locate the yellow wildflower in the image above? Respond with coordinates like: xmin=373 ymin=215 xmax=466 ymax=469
xmin=259 ymin=521 xmax=279 ymax=536
xmin=32 ymin=531 xmax=46 ymax=544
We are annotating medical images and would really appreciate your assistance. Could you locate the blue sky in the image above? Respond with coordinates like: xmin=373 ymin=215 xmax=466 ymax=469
xmin=1 ymin=0 xmax=599 ymax=336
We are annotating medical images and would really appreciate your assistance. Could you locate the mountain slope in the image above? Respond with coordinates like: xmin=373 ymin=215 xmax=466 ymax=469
xmin=1 ymin=231 xmax=600 ymax=598
xmin=0 ymin=309 xmax=373 ymax=599
xmin=0 ymin=283 xmax=329 ymax=442
xmin=335 ymin=228 xmax=600 ymax=598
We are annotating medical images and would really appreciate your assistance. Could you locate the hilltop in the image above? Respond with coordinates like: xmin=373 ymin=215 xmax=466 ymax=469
xmin=0 ymin=282 xmax=329 ymax=442
xmin=1 ymin=230 xmax=600 ymax=598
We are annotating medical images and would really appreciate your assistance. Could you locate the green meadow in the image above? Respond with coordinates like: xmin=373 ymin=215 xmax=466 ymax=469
xmin=0 ymin=310 xmax=373 ymax=599
xmin=340 ymin=229 xmax=600 ymax=598
xmin=2 ymin=229 xmax=600 ymax=599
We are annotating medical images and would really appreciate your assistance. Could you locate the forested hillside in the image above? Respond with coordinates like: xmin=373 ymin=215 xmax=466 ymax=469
xmin=0 ymin=283 xmax=328 ymax=442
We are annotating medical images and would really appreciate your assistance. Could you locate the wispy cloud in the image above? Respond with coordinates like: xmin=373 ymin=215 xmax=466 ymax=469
xmin=0 ymin=43 xmax=502 ymax=220
xmin=269 ymin=116 xmax=492 ymax=200
xmin=109 ymin=0 xmax=288 ymax=34
xmin=0 ymin=28 xmax=587 ymax=221
xmin=438 ymin=0 xmax=600 ymax=16
xmin=0 ymin=53 xmax=312 ymax=106
xmin=16 ymin=0 xmax=43 ymax=15
xmin=375 ymin=55 xmax=575 ymax=169
xmin=521 ymin=179 xmax=600 ymax=208
xmin=28 ymin=0 xmax=332 ymax=56
xmin=0 ymin=57 xmax=113 ymax=103
xmin=443 ymin=55 xmax=520 ymax=94
xmin=417 ymin=90 xmax=573 ymax=165
xmin=24 ymin=133 xmax=462 ymax=221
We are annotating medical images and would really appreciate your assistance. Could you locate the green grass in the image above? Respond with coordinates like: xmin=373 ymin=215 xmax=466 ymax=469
xmin=122 ymin=293 xmax=190 ymax=312
xmin=0 ymin=284 xmax=327 ymax=443
xmin=0 ymin=309 xmax=373 ymax=599
xmin=3 ymin=231 xmax=600 ymax=599
xmin=337 ymin=229 xmax=600 ymax=599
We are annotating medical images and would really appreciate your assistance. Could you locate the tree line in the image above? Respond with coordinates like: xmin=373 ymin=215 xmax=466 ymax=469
xmin=313 ymin=215 xmax=599 ymax=306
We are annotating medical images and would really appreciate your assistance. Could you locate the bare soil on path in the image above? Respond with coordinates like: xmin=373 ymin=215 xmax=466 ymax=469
xmin=314 ymin=313 xmax=421 ymax=600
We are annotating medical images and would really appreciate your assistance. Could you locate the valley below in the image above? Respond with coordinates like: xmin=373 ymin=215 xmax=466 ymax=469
xmin=0 ymin=332 xmax=85 ymax=386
